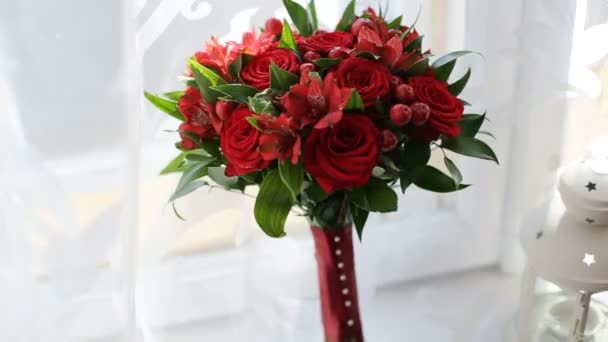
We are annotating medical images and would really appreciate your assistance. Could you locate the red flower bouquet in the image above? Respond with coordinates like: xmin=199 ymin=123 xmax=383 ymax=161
xmin=145 ymin=1 xmax=497 ymax=340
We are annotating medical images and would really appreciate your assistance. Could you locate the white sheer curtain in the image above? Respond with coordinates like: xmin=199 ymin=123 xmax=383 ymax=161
xmin=0 ymin=1 xmax=140 ymax=341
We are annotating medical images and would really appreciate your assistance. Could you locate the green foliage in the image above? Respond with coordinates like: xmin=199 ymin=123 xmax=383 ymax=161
xmin=278 ymin=19 xmax=300 ymax=55
xmin=163 ymin=90 xmax=184 ymax=102
xmin=211 ymin=84 xmax=259 ymax=104
xmin=387 ymin=15 xmax=403 ymax=30
xmin=269 ymin=61 xmax=299 ymax=92
xmin=402 ymin=57 xmax=429 ymax=76
xmin=228 ymin=54 xmax=243 ymax=81
xmin=459 ymin=113 xmax=486 ymax=137
xmin=414 ymin=165 xmax=470 ymax=193
xmin=144 ymin=91 xmax=184 ymax=121
xmin=188 ymin=58 xmax=226 ymax=103
xmin=431 ymin=51 xmax=479 ymax=82
xmin=308 ymin=0 xmax=318 ymax=31
xmin=404 ymin=35 xmax=424 ymax=53
xmin=350 ymin=178 xmax=398 ymax=213
xmin=344 ymin=89 xmax=364 ymax=111
xmin=441 ymin=136 xmax=499 ymax=164
xmin=312 ymin=58 xmax=341 ymax=69
xmin=207 ymin=167 xmax=245 ymax=190
xmin=248 ymin=92 xmax=279 ymax=115
xmin=160 ymin=152 xmax=188 ymax=175
xmin=399 ymin=139 xmax=431 ymax=193
xmin=351 ymin=205 xmax=369 ymax=241
xmin=279 ymin=160 xmax=304 ymax=202
xmin=254 ymin=169 xmax=293 ymax=237
xmin=336 ymin=0 xmax=356 ymax=32
xmin=169 ymin=162 xmax=212 ymax=202
xmin=447 ymin=68 xmax=471 ymax=96
xmin=282 ymin=0 xmax=313 ymax=36
xmin=443 ymin=157 xmax=463 ymax=187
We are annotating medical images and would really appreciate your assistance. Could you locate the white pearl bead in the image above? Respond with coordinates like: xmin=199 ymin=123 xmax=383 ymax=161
xmin=342 ymin=288 xmax=349 ymax=295
xmin=334 ymin=236 xmax=341 ymax=243
xmin=340 ymin=274 xmax=347 ymax=281
xmin=345 ymin=300 xmax=352 ymax=307
xmin=337 ymin=262 xmax=344 ymax=269
xmin=335 ymin=249 xmax=342 ymax=256
xmin=347 ymin=319 xmax=354 ymax=326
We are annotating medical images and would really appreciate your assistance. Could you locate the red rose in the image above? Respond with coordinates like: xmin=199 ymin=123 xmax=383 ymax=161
xmin=298 ymin=32 xmax=355 ymax=55
xmin=406 ymin=76 xmax=464 ymax=141
xmin=304 ymin=114 xmax=380 ymax=193
xmin=241 ymin=48 xmax=301 ymax=90
xmin=335 ymin=58 xmax=391 ymax=107
xmin=221 ymin=107 xmax=271 ymax=176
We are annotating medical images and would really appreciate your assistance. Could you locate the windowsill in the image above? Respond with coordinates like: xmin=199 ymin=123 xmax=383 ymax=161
xmin=137 ymin=267 xmax=521 ymax=342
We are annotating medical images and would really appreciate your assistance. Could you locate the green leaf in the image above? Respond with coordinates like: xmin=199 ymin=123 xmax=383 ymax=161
xmin=304 ymin=182 xmax=329 ymax=203
xmin=279 ymin=160 xmax=304 ymax=202
xmin=400 ymin=6 xmax=421 ymax=40
xmin=447 ymin=68 xmax=471 ymax=96
xmin=344 ymin=89 xmax=364 ymax=111
xmin=399 ymin=139 xmax=431 ymax=193
xmin=282 ymin=0 xmax=313 ymax=36
xmin=248 ymin=94 xmax=279 ymax=115
xmin=170 ymin=180 xmax=207 ymax=202
xmin=308 ymin=0 xmax=318 ymax=31
xmin=441 ymin=136 xmax=499 ymax=164
xmin=351 ymin=205 xmax=369 ymax=241
xmin=144 ymin=91 xmax=184 ymax=121
xmin=207 ymin=167 xmax=245 ymax=190
xmin=433 ymin=60 xmax=455 ymax=82
xmin=404 ymin=35 xmax=424 ymax=52
xmin=229 ymin=54 xmax=243 ymax=81
xmin=188 ymin=58 xmax=227 ymax=86
xmin=459 ymin=113 xmax=486 ymax=137
xmin=443 ymin=157 xmax=463 ymax=187
xmin=246 ymin=116 xmax=262 ymax=131
xmin=211 ymin=84 xmax=259 ymax=104
xmin=163 ymin=90 xmax=185 ymax=102
xmin=254 ymin=169 xmax=293 ymax=237
xmin=170 ymin=162 xmax=211 ymax=201
xmin=160 ymin=152 xmax=187 ymax=175
xmin=278 ymin=19 xmax=300 ymax=54
xmin=190 ymin=68 xmax=221 ymax=103
xmin=269 ymin=61 xmax=299 ymax=92
xmin=387 ymin=15 xmax=403 ymax=30
xmin=336 ymin=0 xmax=356 ymax=32
xmin=356 ymin=51 xmax=382 ymax=61
xmin=200 ymin=140 xmax=222 ymax=159
xmin=477 ymin=130 xmax=496 ymax=139
xmin=402 ymin=57 xmax=429 ymax=76
xmin=350 ymin=178 xmax=398 ymax=213
xmin=431 ymin=51 xmax=479 ymax=82
xmin=414 ymin=165 xmax=470 ymax=193
xmin=312 ymin=58 xmax=341 ymax=69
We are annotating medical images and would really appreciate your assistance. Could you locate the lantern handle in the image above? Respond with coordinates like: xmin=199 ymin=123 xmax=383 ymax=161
xmin=571 ymin=291 xmax=593 ymax=342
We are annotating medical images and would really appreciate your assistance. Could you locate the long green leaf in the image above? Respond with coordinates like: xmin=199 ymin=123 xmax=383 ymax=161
xmin=443 ymin=157 xmax=463 ymax=187
xmin=188 ymin=58 xmax=227 ymax=86
xmin=269 ymin=61 xmax=299 ymax=92
xmin=254 ymin=169 xmax=293 ymax=237
xmin=282 ymin=0 xmax=313 ymax=36
xmin=144 ymin=91 xmax=184 ymax=121
xmin=160 ymin=152 xmax=187 ymax=175
xmin=336 ymin=0 xmax=356 ymax=32
xmin=387 ymin=15 xmax=403 ymax=30
xmin=170 ymin=162 xmax=210 ymax=201
xmin=432 ymin=51 xmax=479 ymax=82
xmin=350 ymin=178 xmax=398 ymax=213
xmin=278 ymin=19 xmax=299 ymax=54
xmin=399 ymin=139 xmax=431 ymax=193
xmin=344 ymin=89 xmax=364 ymax=111
xmin=414 ymin=165 xmax=470 ymax=193
xmin=433 ymin=60 xmax=456 ymax=82
xmin=207 ymin=167 xmax=244 ymax=190
xmin=351 ymin=205 xmax=369 ymax=241
xmin=211 ymin=84 xmax=259 ymax=104
xmin=441 ymin=136 xmax=499 ymax=164
xmin=279 ymin=160 xmax=304 ymax=202
xmin=447 ymin=68 xmax=471 ymax=96
xmin=459 ymin=113 xmax=486 ymax=137
xmin=163 ymin=90 xmax=185 ymax=102
xmin=308 ymin=0 xmax=318 ymax=31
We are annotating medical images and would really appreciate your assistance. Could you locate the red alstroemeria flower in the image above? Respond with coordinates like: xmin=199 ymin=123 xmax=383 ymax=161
xmin=254 ymin=114 xmax=302 ymax=165
xmin=227 ymin=30 xmax=277 ymax=57
xmin=282 ymin=73 xmax=352 ymax=129
xmin=356 ymin=26 xmax=423 ymax=71
xmin=194 ymin=36 xmax=233 ymax=80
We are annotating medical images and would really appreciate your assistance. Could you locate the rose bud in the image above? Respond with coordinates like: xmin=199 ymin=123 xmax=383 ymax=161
xmin=394 ymin=84 xmax=415 ymax=103
xmin=328 ymin=47 xmax=350 ymax=59
xmin=387 ymin=28 xmax=403 ymax=37
xmin=389 ymin=104 xmax=412 ymax=127
xmin=300 ymin=62 xmax=316 ymax=74
xmin=380 ymin=130 xmax=399 ymax=152
xmin=410 ymin=102 xmax=431 ymax=126
xmin=350 ymin=18 xmax=373 ymax=36
xmin=215 ymin=100 xmax=235 ymax=120
xmin=390 ymin=75 xmax=404 ymax=88
xmin=303 ymin=51 xmax=321 ymax=63
xmin=264 ymin=17 xmax=283 ymax=36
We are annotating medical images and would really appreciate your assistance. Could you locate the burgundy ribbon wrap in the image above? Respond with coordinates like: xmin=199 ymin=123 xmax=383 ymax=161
xmin=311 ymin=225 xmax=364 ymax=342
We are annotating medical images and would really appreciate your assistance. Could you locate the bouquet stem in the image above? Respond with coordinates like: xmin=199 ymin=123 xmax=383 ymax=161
xmin=311 ymin=225 xmax=364 ymax=342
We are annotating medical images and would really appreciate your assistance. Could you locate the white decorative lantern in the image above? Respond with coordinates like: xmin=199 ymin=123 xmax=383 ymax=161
xmin=518 ymin=141 xmax=608 ymax=342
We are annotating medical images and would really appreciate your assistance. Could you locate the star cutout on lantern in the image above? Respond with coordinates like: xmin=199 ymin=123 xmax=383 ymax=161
xmin=586 ymin=182 xmax=597 ymax=191
xmin=583 ymin=253 xmax=596 ymax=267
xmin=586 ymin=218 xmax=596 ymax=224
xmin=536 ymin=231 xmax=544 ymax=240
